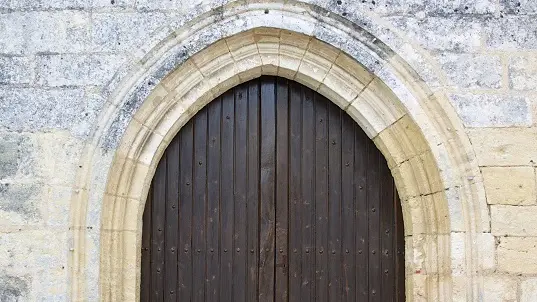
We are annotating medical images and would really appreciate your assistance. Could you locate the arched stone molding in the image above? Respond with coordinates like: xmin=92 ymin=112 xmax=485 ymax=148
xmin=69 ymin=2 xmax=489 ymax=301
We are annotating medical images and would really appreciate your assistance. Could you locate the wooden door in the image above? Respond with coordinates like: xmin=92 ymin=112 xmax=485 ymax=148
xmin=140 ymin=76 xmax=405 ymax=302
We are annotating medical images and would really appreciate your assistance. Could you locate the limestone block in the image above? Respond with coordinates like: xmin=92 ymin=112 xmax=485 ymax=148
xmin=521 ymin=278 xmax=537 ymax=302
xmin=500 ymin=0 xmax=537 ymax=14
xmin=450 ymin=93 xmax=531 ymax=127
xmin=468 ymin=128 xmax=537 ymax=166
xmin=437 ymin=53 xmax=502 ymax=89
xmin=509 ymin=55 xmax=537 ymax=91
xmin=498 ymin=236 xmax=537 ymax=274
xmin=482 ymin=166 xmax=536 ymax=205
xmin=37 ymin=54 xmax=126 ymax=87
xmin=387 ymin=16 xmax=482 ymax=51
xmin=91 ymin=12 xmax=169 ymax=52
xmin=9 ymin=0 xmax=88 ymax=10
xmin=0 ymin=132 xmax=49 ymax=182
xmin=0 ymin=88 xmax=95 ymax=137
xmin=486 ymin=16 xmax=537 ymax=49
xmin=0 ymin=182 xmax=45 ymax=226
xmin=483 ymin=275 xmax=517 ymax=302
xmin=347 ymin=77 xmax=406 ymax=138
xmin=0 ymin=56 xmax=34 ymax=84
xmin=492 ymin=205 xmax=537 ymax=236
xmin=0 ymin=11 xmax=90 ymax=54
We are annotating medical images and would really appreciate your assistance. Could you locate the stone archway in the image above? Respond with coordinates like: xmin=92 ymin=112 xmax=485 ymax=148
xmin=69 ymin=3 xmax=489 ymax=301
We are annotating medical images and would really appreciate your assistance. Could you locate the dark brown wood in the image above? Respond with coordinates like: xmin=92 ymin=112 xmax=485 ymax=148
xmin=151 ymin=156 xmax=166 ymax=302
xmin=206 ymin=98 xmax=221 ymax=301
xmin=234 ymin=84 xmax=248 ymax=302
xmin=314 ymin=92 xmax=329 ymax=302
xmin=327 ymin=101 xmax=342 ymax=301
xmin=165 ymin=137 xmax=179 ymax=302
xmin=220 ymin=90 xmax=235 ymax=302
xmin=288 ymin=81 xmax=302 ymax=302
xmin=140 ymin=76 xmax=405 ymax=302
xmin=259 ymin=77 xmax=276 ymax=302
xmin=275 ymin=77 xmax=289 ymax=302
xmin=246 ymin=80 xmax=260 ymax=302
xmin=301 ymin=84 xmax=315 ymax=302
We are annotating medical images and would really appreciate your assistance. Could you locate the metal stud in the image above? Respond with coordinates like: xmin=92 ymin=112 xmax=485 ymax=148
xmin=236 ymin=248 xmax=240 ymax=252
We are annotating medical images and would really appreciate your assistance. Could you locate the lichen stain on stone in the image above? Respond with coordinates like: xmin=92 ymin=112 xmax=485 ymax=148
xmin=0 ymin=273 xmax=30 ymax=301
xmin=0 ymin=183 xmax=40 ymax=219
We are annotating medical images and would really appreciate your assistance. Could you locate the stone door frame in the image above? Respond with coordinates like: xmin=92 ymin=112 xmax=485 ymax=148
xmin=69 ymin=3 xmax=490 ymax=301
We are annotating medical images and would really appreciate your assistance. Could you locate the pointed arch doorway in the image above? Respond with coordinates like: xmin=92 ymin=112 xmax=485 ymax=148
xmin=140 ymin=76 xmax=405 ymax=301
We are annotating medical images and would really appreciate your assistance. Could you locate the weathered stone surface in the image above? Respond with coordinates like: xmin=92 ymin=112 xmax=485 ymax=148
xmin=36 ymin=54 xmax=126 ymax=87
xmin=387 ymin=16 xmax=482 ymax=51
xmin=0 ymin=12 xmax=90 ymax=55
xmin=483 ymin=275 xmax=517 ymax=302
xmin=9 ymin=0 xmax=88 ymax=10
xmin=521 ymin=278 xmax=537 ymax=302
xmin=0 ymin=230 xmax=68 ymax=301
xmin=450 ymin=93 xmax=531 ymax=127
xmin=509 ymin=55 xmax=537 ymax=91
xmin=437 ymin=53 xmax=502 ymax=89
xmin=482 ymin=166 xmax=536 ymax=205
xmin=0 ymin=88 xmax=97 ymax=137
xmin=468 ymin=128 xmax=537 ymax=166
xmin=91 ymin=12 xmax=170 ymax=52
xmin=0 ymin=133 xmax=39 ymax=181
xmin=0 ymin=273 xmax=30 ymax=301
xmin=0 ymin=56 xmax=33 ymax=84
xmin=498 ymin=237 xmax=537 ymax=274
xmin=492 ymin=205 xmax=537 ymax=236
xmin=486 ymin=16 xmax=537 ymax=49
xmin=0 ymin=183 xmax=43 ymax=226
xmin=500 ymin=0 xmax=537 ymax=15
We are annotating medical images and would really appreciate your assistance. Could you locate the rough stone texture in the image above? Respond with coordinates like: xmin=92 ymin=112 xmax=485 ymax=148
xmin=0 ymin=88 xmax=102 ymax=138
xmin=438 ymin=53 xmax=502 ymax=89
xmin=509 ymin=55 xmax=537 ymax=91
xmin=498 ymin=237 xmax=537 ymax=274
xmin=0 ymin=56 xmax=34 ymax=84
xmin=0 ymin=0 xmax=535 ymax=300
xmin=450 ymin=93 xmax=531 ymax=127
xmin=483 ymin=275 xmax=517 ymax=302
xmin=482 ymin=166 xmax=536 ymax=205
xmin=468 ymin=128 xmax=537 ymax=166
xmin=36 ymin=54 xmax=126 ymax=87
xmin=492 ymin=205 xmax=537 ymax=236
xmin=486 ymin=16 xmax=537 ymax=50
xmin=521 ymin=278 xmax=537 ymax=302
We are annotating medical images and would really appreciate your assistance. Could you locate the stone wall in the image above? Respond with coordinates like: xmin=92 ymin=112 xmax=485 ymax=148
xmin=0 ymin=0 xmax=536 ymax=301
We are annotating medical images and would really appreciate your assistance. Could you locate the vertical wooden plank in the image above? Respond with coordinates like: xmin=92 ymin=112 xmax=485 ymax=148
xmin=192 ymin=108 xmax=208 ymax=302
xmin=314 ymin=91 xmax=328 ymax=302
xmin=164 ymin=137 xmax=180 ymax=302
xmin=220 ymin=89 xmax=235 ymax=302
xmin=288 ymin=81 xmax=303 ymax=302
xmin=301 ymin=85 xmax=315 ymax=301
xmin=206 ymin=97 xmax=221 ymax=301
xmin=395 ymin=189 xmax=405 ymax=302
xmin=341 ymin=114 xmax=355 ymax=302
xmin=234 ymin=84 xmax=249 ymax=302
xmin=380 ymin=156 xmax=395 ymax=302
xmin=141 ymin=186 xmax=152 ymax=302
xmin=367 ymin=138 xmax=382 ymax=302
xmin=275 ymin=77 xmax=289 ymax=302
xmin=327 ymin=101 xmax=342 ymax=301
xmin=151 ymin=155 xmax=166 ymax=302
xmin=354 ymin=124 xmax=369 ymax=301
xmin=246 ymin=80 xmax=260 ymax=302
xmin=178 ymin=122 xmax=193 ymax=302
xmin=259 ymin=76 xmax=276 ymax=302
